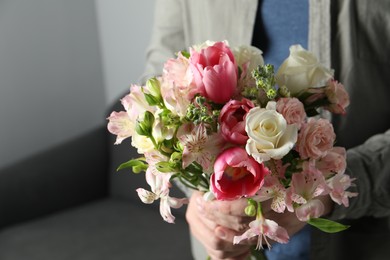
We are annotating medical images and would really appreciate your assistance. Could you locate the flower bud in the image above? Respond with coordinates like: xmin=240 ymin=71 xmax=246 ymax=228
xmin=245 ymin=204 xmax=256 ymax=216
xmin=135 ymin=111 xmax=155 ymax=136
xmin=146 ymin=77 xmax=161 ymax=98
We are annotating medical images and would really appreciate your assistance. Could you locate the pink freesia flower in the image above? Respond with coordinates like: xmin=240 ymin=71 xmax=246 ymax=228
xmin=327 ymin=173 xmax=358 ymax=207
xmin=210 ymin=147 xmax=269 ymax=200
xmin=276 ymin=97 xmax=306 ymax=129
xmin=324 ymin=79 xmax=350 ymax=114
xmin=189 ymin=41 xmax=238 ymax=104
xmin=296 ymin=118 xmax=336 ymax=159
xmin=107 ymin=111 xmax=134 ymax=144
xmin=219 ymin=98 xmax=255 ymax=145
xmin=233 ymin=214 xmax=289 ymax=249
xmin=136 ymin=170 xmax=188 ymax=223
xmin=179 ymin=123 xmax=223 ymax=173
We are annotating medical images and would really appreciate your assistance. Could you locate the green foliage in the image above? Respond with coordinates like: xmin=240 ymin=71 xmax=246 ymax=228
xmin=116 ymin=158 xmax=148 ymax=173
xmin=307 ymin=218 xmax=350 ymax=233
xmin=252 ymin=64 xmax=277 ymax=99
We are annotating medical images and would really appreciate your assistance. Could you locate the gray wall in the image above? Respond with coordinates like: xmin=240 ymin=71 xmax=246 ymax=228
xmin=0 ymin=0 xmax=106 ymax=168
xmin=95 ymin=0 xmax=156 ymax=106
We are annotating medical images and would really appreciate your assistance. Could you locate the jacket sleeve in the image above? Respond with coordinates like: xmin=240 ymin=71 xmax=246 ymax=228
xmin=138 ymin=0 xmax=186 ymax=84
xmin=330 ymin=129 xmax=390 ymax=220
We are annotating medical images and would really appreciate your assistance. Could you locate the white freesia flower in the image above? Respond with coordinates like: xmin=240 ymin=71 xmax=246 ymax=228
xmin=275 ymin=45 xmax=334 ymax=95
xmin=245 ymin=102 xmax=298 ymax=163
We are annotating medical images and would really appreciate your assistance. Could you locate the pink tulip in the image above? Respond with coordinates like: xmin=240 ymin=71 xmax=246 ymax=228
xmin=190 ymin=41 xmax=238 ymax=104
xmin=219 ymin=98 xmax=255 ymax=145
xmin=210 ymin=147 xmax=269 ymax=200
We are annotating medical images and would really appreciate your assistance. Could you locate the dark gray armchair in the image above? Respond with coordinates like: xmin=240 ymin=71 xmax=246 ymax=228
xmin=0 ymin=100 xmax=192 ymax=260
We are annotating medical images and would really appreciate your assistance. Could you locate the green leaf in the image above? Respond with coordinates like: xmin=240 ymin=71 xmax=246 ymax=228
xmin=116 ymin=159 xmax=148 ymax=173
xmin=155 ymin=161 xmax=175 ymax=173
xmin=307 ymin=218 xmax=350 ymax=233
xmin=181 ymin=50 xmax=190 ymax=59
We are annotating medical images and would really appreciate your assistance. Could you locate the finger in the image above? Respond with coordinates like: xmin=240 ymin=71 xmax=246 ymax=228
xmin=200 ymin=197 xmax=248 ymax=216
xmin=197 ymin=197 xmax=254 ymax=231
xmin=214 ymin=225 xmax=257 ymax=246
xmin=207 ymin=248 xmax=250 ymax=260
xmin=187 ymin=195 xmax=246 ymax=253
xmin=202 ymin=209 xmax=254 ymax=232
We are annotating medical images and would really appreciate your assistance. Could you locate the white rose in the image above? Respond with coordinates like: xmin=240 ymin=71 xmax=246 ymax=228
xmin=275 ymin=45 xmax=334 ymax=95
xmin=232 ymin=45 xmax=264 ymax=75
xmin=245 ymin=102 xmax=298 ymax=163
xmin=191 ymin=40 xmax=229 ymax=52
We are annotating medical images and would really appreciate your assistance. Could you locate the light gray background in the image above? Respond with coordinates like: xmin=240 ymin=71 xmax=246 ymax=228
xmin=0 ymin=0 xmax=156 ymax=168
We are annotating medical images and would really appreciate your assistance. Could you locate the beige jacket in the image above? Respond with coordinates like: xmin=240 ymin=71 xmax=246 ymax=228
xmin=142 ymin=0 xmax=390 ymax=259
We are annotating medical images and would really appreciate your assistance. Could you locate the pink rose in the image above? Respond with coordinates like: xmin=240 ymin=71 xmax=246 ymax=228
xmin=276 ymin=97 xmax=306 ymax=129
xmin=219 ymin=98 xmax=255 ymax=145
xmin=296 ymin=118 xmax=336 ymax=159
xmin=324 ymin=79 xmax=350 ymax=114
xmin=189 ymin=41 xmax=238 ymax=104
xmin=210 ymin=147 xmax=269 ymax=200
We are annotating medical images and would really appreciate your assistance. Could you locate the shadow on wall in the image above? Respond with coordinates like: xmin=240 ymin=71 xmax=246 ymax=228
xmin=0 ymin=0 xmax=106 ymax=169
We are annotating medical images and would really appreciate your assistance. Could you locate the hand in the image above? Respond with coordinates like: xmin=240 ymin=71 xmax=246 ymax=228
xmin=196 ymin=193 xmax=335 ymax=246
xmin=186 ymin=191 xmax=252 ymax=260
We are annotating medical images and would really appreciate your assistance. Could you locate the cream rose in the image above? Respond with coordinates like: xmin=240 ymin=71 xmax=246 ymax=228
xmin=275 ymin=45 xmax=334 ymax=95
xmin=245 ymin=102 xmax=298 ymax=163
xmin=232 ymin=45 xmax=264 ymax=76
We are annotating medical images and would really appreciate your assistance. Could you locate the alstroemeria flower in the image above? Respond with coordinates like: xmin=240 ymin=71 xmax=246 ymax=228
xmin=295 ymin=199 xmax=325 ymax=221
xmin=327 ymin=173 xmax=358 ymax=207
xmin=161 ymin=52 xmax=193 ymax=117
xmin=121 ymin=84 xmax=154 ymax=122
xmin=254 ymin=175 xmax=287 ymax=213
xmin=315 ymin=147 xmax=347 ymax=177
xmin=179 ymin=123 xmax=223 ymax=173
xmin=107 ymin=111 xmax=134 ymax=144
xmin=189 ymin=41 xmax=238 ymax=104
xmin=136 ymin=170 xmax=188 ymax=223
xmin=233 ymin=214 xmax=289 ymax=249
xmin=219 ymin=98 xmax=255 ymax=145
xmin=287 ymin=166 xmax=330 ymax=220
xmin=245 ymin=102 xmax=298 ymax=163
xmin=210 ymin=147 xmax=269 ymax=200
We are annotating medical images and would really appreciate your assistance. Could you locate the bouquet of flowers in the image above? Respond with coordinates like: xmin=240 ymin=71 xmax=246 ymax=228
xmin=107 ymin=41 xmax=357 ymax=251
